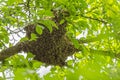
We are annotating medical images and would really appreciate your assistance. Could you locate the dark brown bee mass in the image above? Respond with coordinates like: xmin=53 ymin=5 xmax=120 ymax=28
xmin=20 ymin=10 xmax=78 ymax=66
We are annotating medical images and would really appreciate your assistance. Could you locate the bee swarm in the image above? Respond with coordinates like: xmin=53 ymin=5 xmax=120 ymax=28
xmin=19 ymin=10 xmax=78 ymax=66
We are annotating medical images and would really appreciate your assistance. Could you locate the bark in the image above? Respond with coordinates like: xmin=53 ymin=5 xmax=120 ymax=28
xmin=0 ymin=40 xmax=34 ymax=61
xmin=0 ymin=42 xmax=24 ymax=61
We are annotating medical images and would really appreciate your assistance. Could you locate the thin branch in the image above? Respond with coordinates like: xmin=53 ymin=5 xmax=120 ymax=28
xmin=0 ymin=40 xmax=7 ymax=48
xmin=6 ymin=26 xmax=25 ymax=35
xmin=85 ymin=5 xmax=101 ymax=14
xmin=81 ymin=15 xmax=108 ymax=24
xmin=26 ymin=0 xmax=31 ymax=21
xmin=89 ymin=48 xmax=120 ymax=58
xmin=89 ymin=49 xmax=113 ymax=56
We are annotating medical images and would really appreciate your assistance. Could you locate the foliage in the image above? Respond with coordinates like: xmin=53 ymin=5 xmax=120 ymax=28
xmin=0 ymin=0 xmax=120 ymax=80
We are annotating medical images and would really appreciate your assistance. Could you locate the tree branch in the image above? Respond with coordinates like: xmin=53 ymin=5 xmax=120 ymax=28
xmin=89 ymin=48 xmax=120 ymax=58
xmin=81 ymin=15 xmax=108 ymax=24
xmin=0 ymin=41 xmax=27 ymax=61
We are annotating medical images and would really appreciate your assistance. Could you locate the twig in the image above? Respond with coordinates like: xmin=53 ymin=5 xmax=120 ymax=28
xmin=26 ymin=0 xmax=31 ymax=21
xmin=81 ymin=15 xmax=108 ymax=24
xmin=0 ymin=40 xmax=7 ymax=48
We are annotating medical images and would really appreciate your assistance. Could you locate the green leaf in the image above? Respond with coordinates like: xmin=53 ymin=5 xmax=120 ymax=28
xmin=7 ymin=0 xmax=15 ymax=5
xmin=30 ymin=33 xmax=37 ymax=41
xmin=60 ymin=19 xmax=65 ymax=25
xmin=16 ymin=0 xmax=23 ymax=4
xmin=74 ymin=53 xmax=83 ymax=59
xmin=27 ymin=52 xmax=35 ymax=59
xmin=71 ymin=38 xmax=80 ymax=49
xmin=39 ymin=20 xmax=57 ymax=33
xmin=32 ymin=61 xmax=42 ymax=69
xmin=20 ymin=37 xmax=29 ymax=42
xmin=67 ymin=60 xmax=74 ymax=66
xmin=45 ymin=20 xmax=53 ymax=33
xmin=7 ymin=0 xmax=23 ymax=5
xmin=35 ymin=25 xmax=43 ymax=35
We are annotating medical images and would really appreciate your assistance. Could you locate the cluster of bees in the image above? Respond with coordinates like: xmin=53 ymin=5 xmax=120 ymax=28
xmin=21 ymin=9 xmax=78 ymax=66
